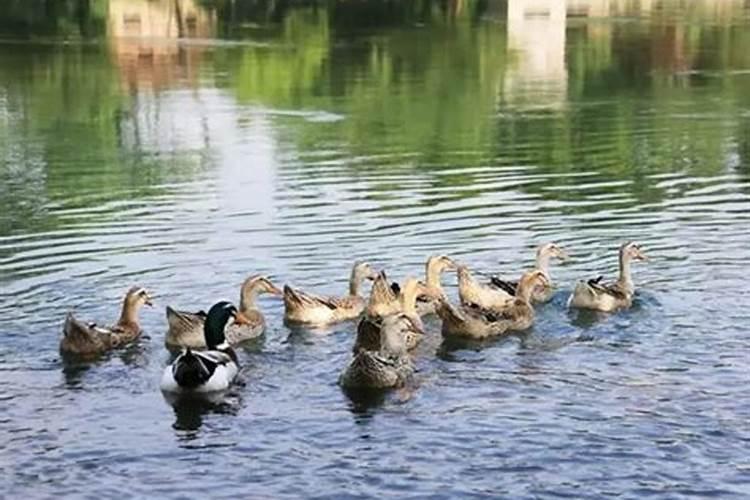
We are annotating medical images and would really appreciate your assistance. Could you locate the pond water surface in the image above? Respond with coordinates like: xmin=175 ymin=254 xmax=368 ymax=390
xmin=1 ymin=0 xmax=750 ymax=498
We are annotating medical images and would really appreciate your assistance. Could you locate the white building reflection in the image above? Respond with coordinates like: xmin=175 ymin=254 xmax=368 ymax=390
xmin=503 ymin=0 xmax=568 ymax=110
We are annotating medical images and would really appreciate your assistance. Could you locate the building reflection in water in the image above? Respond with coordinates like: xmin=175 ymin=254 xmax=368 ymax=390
xmin=503 ymin=0 xmax=568 ymax=110
xmin=108 ymin=0 xmax=215 ymax=92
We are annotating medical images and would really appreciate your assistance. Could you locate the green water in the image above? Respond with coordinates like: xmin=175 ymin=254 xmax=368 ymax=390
xmin=1 ymin=1 xmax=750 ymax=498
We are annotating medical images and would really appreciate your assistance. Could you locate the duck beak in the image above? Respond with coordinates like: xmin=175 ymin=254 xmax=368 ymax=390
xmin=558 ymin=249 xmax=570 ymax=262
xmin=144 ymin=294 xmax=154 ymax=307
xmin=269 ymin=283 xmax=284 ymax=297
xmin=637 ymin=250 xmax=649 ymax=262
xmin=443 ymin=258 xmax=458 ymax=271
xmin=233 ymin=311 xmax=251 ymax=325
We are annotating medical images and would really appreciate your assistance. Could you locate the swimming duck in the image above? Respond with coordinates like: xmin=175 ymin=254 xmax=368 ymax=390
xmin=437 ymin=270 xmax=549 ymax=339
xmin=389 ymin=255 xmax=457 ymax=316
xmin=355 ymin=277 xmax=427 ymax=352
xmin=364 ymin=270 xmax=401 ymax=318
xmin=568 ymin=241 xmax=648 ymax=312
xmin=60 ymin=286 xmax=153 ymax=356
xmin=490 ymin=242 xmax=569 ymax=303
xmin=340 ymin=315 xmax=415 ymax=389
xmin=160 ymin=301 xmax=249 ymax=394
xmin=165 ymin=275 xmax=282 ymax=349
xmin=283 ymin=261 xmax=378 ymax=325
xmin=457 ymin=264 xmax=515 ymax=311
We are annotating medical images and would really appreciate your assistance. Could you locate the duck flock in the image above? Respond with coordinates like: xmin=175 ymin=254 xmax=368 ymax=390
xmin=60 ymin=241 xmax=648 ymax=397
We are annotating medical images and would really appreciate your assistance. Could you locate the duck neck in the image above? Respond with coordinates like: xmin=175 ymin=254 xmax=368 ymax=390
xmin=240 ymin=286 xmax=260 ymax=313
xmin=457 ymin=269 xmax=475 ymax=295
xmin=536 ymin=251 xmax=551 ymax=278
xmin=426 ymin=261 xmax=443 ymax=290
xmin=349 ymin=269 xmax=362 ymax=296
xmin=516 ymin=279 xmax=534 ymax=304
xmin=118 ymin=299 xmax=140 ymax=328
xmin=400 ymin=284 xmax=419 ymax=316
xmin=618 ymin=252 xmax=634 ymax=292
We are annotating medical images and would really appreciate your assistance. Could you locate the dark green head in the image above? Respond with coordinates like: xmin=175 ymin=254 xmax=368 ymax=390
xmin=204 ymin=301 xmax=242 ymax=349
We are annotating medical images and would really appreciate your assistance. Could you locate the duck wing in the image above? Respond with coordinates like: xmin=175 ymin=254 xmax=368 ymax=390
xmin=588 ymin=276 xmax=627 ymax=299
xmin=171 ymin=349 xmax=234 ymax=389
xmin=61 ymin=313 xmax=111 ymax=354
xmin=166 ymin=306 xmax=206 ymax=330
xmin=284 ymin=285 xmax=340 ymax=310
xmin=489 ymin=276 xmax=518 ymax=296
xmin=465 ymin=301 xmax=511 ymax=323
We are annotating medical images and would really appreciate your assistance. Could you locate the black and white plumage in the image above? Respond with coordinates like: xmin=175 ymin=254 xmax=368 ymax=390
xmin=160 ymin=301 xmax=246 ymax=394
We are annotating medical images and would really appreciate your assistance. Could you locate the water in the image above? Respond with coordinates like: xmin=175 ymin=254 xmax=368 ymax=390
xmin=1 ymin=0 xmax=750 ymax=497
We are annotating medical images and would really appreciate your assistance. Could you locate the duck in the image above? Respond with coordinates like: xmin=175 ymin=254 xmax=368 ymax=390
xmin=165 ymin=275 xmax=282 ymax=349
xmin=415 ymin=255 xmax=458 ymax=316
xmin=340 ymin=314 xmax=415 ymax=389
xmin=437 ymin=270 xmax=549 ymax=339
xmin=490 ymin=242 xmax=569 ymax=303
xmin=160 ymin=301 xmax=249 ymax=394
xmin=355 ymin=277 xmax=427 ymax=352
xmin=283 ymin=261 xmax=378 ymax=325
xmin=61 ymin=286 xmax=153 ymax=356
xmin=364 ymin=270 xmax=401 ymax=318
xmin=568 ymin=241 xmax=648 ymax=312
xmin=457 ymin=264 xmax=515 ymax=311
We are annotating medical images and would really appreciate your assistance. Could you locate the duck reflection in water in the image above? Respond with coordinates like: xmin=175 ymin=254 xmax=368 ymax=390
xmin=60 ymin=338 xmax=151 ymax=388
xmin=164 ymin=390 xmax=243 ymax=434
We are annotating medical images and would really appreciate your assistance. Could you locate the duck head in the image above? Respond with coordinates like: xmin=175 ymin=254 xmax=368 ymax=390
xmin=379 ymin=314 xmax=412 ymax=357
xmin=352 ymin=261 xmax=379 ymax=282
xmin=240 ymin=275 xmax=283 ymax=311
xmin=621 ymin=241 xmax=648 ymax=262
xmin=204 ymin=301 xmax=250 ymax=348
xmin=349 ymin=261 xmax=379 ymax=295
xmin=426 ymin=255 xmax=457 ymax=274
xmin=119 ymin=286 xmax=153 ymax=326
xmin=538 ymin=242 xmax=569 ymax=262
xmin=125 ymin=286 xmax=154 ymax=308
xmin=516 ymin=270 xmax=550 ymax=302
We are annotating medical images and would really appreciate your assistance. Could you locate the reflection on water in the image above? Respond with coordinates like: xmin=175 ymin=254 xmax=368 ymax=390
xmin=165 ymin=390 xmax=242 ymax=434
xmin=1 ymin=0 xmax=750 ymax=498
xmin=109 ymin=0 xmax=215 ymax=90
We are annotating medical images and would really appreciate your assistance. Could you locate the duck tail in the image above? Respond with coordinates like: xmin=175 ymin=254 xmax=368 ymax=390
xmin=166 ymin=306 xmax=204 ymax=331
xmin=63 ymin=313 xmax=93 ymax=340
xmin=354 ymin=317 xmax=381 ymax=353
xmin=435 ymin=299 xmax=465 ymax=324
xmin=172 ymin=348 xmax=211 ymax=389
xmin=568 ymin=281 xmax=596 ymax=308
xmin=283 ymin=284 xmax=306 ymax=308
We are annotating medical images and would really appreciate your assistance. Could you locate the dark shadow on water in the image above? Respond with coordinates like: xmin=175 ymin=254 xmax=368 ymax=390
xmin=342 ymin=386 xmax=389 ymax=417
xmin=436 ymin=333 xmax=520 ymax=360
xmin=282 ymin=320 xmax=349 ymax=346
xmin=119 ymin=338 xmax=151 ymax=367
xmin=60 ymin=353 xmax=106 ymax=387
xmin=568 ymin=308 xmax=609 ymax=330
xmin=162 ymin=390 xmax=242 ymax=435
xmin=235 ymin=334 xmax=266 ymax=354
